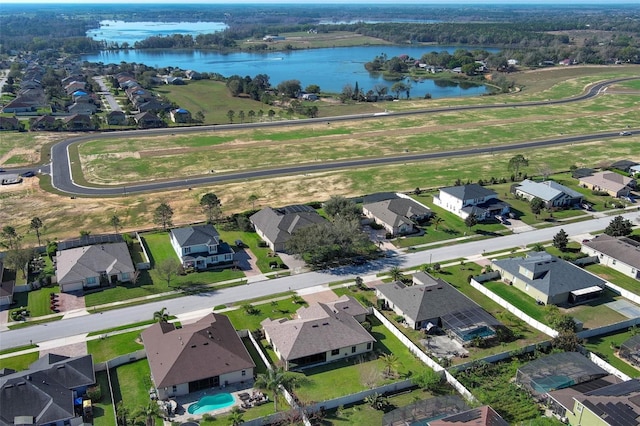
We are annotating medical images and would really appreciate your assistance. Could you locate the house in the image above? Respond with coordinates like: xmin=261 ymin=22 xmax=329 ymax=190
xmin=106 ymin=110 xmax=127 ymax=126
xmin=491 ymin=252 xmax=606 ymax=305
xmin=363 ymin=192 xmax=432 ymax=236
xmin=250 ymin=205 xmax=328 ymax=252
xmin=582 ymin=234 xmax=640 ymax=280
xmin=71 ymin=90 xmax=91 ymax=103
xmin=64 ymin=81 xmax=86 ymax=95
xmin=610 ymin=160 xmax=638 ymax=174
xmin=141 ymin=313 xmax=255 ymax=399
xmin=137 ymin=100 xmax=171 ymax=113
xmin=428 ymin=406 xmax=509 ymax=426
xmin=68 ymin=101 xmax=97 ymax=115
xmin=29 ymin=115 xmax=60 ymax=131
xmin=164 ymin=76 xmax=185 ymax=85
xmin=63 ymin=114 xmax=93 ymax=131
xmin=1 ymin=97 xmax=37 ymax=113
xmin=55 ymin=242 xmax=135 ymax=292
xmin=433 ymin=184 xmax=510 ymax=221
xmin=0 ymin=353 xmax=95 ymax=426
xmin=383 ymin=395 xmax=471 ymax=426
xmin=0 ymin=260 xmax=15 ymax=307
xmin=301 ymin=93 xmax=318 ymax=101
xmin=578 ymin=171 xmax=635 ymax=197
xmin=572 ymin=168 xmax=596 ymax=179
xmin=375 ymin=272 xmax=501 ymax=342
xmin=0 ymin=116 xmax=20 ymax=131
xmin=185 ymin=70 xmax=202 ymax=80
xmin=514 ymin=179 xmax=584 ymax=208
xmin=546 ymin=375 xmax=623 ymax=422
xmin=261 ymin=296 xmax=374 ymax=370
xmin=169 ymin=224 xmax=235 ymax=270
xmin=134 ymin=111 xmax=164 ymax=129
xmin=565 ymin=378 xmax=640 ymax=425
xmin=170 ymin=108 xmax=191 ymax=123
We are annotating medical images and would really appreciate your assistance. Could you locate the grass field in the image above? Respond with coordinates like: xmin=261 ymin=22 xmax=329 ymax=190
xmin=2 ymin=67 xmax=639 ymax=246
xmin=92 ymin=371 xmax=117 ymax=426
xmin=110 ymin=359 xmax=153 ymax=413
xmin=11 ymin=285 xmax=60 ymax=318
xmin=87 ymin=330 xmax=144 ymax=363
xmin=0 ymin=351 xmax=39 ymax=371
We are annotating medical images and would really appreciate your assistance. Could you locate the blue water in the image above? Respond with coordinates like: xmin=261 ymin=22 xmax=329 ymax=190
xmin=83 ymin=45 xmax=497 ymax=98
xmin=187 ymin=393 xmax=235 ymax=415
xmin=87 ymin=20 xmax=228 ymax=46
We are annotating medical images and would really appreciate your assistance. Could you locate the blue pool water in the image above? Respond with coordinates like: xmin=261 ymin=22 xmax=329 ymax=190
xmin=187 ymin=393 xmax=235 ymax=415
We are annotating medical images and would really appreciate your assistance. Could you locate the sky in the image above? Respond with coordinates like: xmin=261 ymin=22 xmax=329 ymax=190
xmin=4 ymin=0 xmax=639 ymax=4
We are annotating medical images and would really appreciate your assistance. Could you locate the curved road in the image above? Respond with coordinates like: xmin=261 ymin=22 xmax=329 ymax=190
xmin=1 ymin=210 xmax=638 ymax=349
xmin=46 ymin=77 xmax=637 ymax=196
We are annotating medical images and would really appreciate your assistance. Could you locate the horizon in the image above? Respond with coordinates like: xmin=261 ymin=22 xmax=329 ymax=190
xmin=3 ymin=0 xmax=639 ymax=4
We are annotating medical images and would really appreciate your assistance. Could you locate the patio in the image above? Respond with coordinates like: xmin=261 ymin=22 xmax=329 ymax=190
xmin=168 ymin=381 xmax=260 ymax=423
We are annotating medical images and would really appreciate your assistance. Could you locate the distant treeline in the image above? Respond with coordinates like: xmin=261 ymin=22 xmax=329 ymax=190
xmin=1 ymin=5 xmax=639 ymax=66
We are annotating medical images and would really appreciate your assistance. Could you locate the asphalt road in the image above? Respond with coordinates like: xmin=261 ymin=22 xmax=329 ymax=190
xmin=1 ymin=210 xmax=637 ymax=349
xmin=43 ymin=76 xmax=637 ymax=196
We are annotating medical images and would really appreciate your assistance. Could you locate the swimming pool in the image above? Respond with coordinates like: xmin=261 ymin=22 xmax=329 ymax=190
xmin=187 ymin=393 xmax=235 ymax=415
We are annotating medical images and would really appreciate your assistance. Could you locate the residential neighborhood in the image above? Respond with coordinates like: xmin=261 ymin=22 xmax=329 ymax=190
xmin=1 ymin=6 xmax=640 ymax=425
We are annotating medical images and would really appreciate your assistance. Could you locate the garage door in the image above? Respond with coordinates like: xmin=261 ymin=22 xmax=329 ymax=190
xmin=61 ymin=281 xmax=83 ymax=293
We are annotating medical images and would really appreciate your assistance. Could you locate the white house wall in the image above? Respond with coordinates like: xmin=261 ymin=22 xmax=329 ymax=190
xmin=582 ymin=247 xmax=639 ymax=280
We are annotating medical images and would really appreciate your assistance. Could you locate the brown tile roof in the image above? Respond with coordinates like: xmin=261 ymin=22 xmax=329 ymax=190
xmin=141 ymin=313 xmax=255 ymax=388
xmin=261 ymin=299 xmax=374 ymax=361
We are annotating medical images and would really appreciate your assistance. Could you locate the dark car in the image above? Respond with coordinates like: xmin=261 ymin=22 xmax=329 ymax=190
xmin=20 ymin=171 xmax=35 ymax=177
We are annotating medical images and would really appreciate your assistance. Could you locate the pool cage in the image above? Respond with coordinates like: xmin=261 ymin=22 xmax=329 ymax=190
xmin=440 ymin=307 xmax=502 ymax=344
xmin=516 ymin=351 xmax=608 ymax=396
xmin=619 ymin=334 xmax=640 ymax=367
xmin=382 ymin=395 xmax=468 ymax=426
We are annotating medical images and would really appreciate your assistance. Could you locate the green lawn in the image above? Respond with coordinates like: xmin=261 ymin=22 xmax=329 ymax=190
xmin=84 ymin=232 xmax=245 ymax=307
xmin=11 ymin=285 xmax=61 ymax=318
xmin=291 ymin=315 xmax=430 ymax=404
xmin=217 ymin=229 xmax=283 ymax=273
xmin=585 ymin=264 xmax=640 ymax=295
xmin=484 ymin=281 xmax=547 ymax=323
xmin=583 ymin=329 xmax=640 ymax=378
xmin=223 ymin=297 xmax=307 ymax=331
xmin=243 ymin=337 xmax=269 ymax=375
xmin=87 ymin=331 xmax=144 ymax=363
xmin=92 ymin=371 xmax=116 ymax=426
xmin=110 ymin=359 xmax=153 ymax=413
xmin=0 ymin=352 xmax=39 ymax=371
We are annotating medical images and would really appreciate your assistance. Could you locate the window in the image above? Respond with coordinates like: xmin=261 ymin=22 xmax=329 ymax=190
xmin=351 ymin=346 xmax=356 ymax=353
xmin=242 ymin=370 xmax=246 ymax=376
xmin=184 ymin=247 xmax=191 ymax=254
xmin=172 ymin=385 xmax=177 ymax=393
xmin=575 ymin=402 xmax=583 ymax=412
xmin=86 ymin=277 xmax=97 ymax=285
xmin=121 ymin=272 xmax=129 ymax=280
xmin=331 ymin=349 xmax=339 ymax=356
xmin=366 ymin=342 xmax=372 ymax=350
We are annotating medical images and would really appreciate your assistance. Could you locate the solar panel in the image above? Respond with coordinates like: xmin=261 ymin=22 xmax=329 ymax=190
xmin=57 ymin=233 xmax=124 ymax=251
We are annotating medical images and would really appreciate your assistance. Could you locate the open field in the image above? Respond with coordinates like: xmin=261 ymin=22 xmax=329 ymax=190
xmin=240 ymin=31 xmax=393 ymax=51
xmin=1 ymin=67 xmax=639 ymax=243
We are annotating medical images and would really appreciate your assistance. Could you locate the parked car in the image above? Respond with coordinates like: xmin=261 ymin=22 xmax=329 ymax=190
xmin=620 ymin=131 xmax=632 ymax=136
xmin=234 ymin=239 xmax=246 ymax=248
xmin=20 ymin=171 xmax=35 ymax=177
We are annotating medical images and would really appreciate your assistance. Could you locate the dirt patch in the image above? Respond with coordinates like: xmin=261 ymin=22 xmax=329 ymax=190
xmin=301 ymin=290 xmax=339 ymax=305
xmin=39 ymin=341 xmax=88 ymax=358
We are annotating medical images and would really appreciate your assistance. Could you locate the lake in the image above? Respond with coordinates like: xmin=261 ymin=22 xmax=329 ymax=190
xmin=84 ymin=21 xmax=499 ymax=99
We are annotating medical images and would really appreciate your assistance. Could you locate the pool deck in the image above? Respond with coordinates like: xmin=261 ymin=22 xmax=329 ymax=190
xmin=168 ymin=380 xmax=257 ymax=423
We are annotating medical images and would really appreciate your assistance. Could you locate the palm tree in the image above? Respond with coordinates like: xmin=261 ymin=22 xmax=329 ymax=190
xmin=432 ymin=216 xmax=443 ymax=231
xmin=389 ymin=266 xmax=403 ymax=283
xmin=255 ymin=367 xmax=288 ymax=412
xmin=380 ymin=353 xmax=400 ymax=378
xmin=134 ymin=401 xmax=163 ymax=426
xmin=153 ymin=307 xmax=169 ymax=323
xmin=116 ymin=401 xmax=129 ymax=426
xmin=227 ymin=406 xmax=244 ymax=425
xmin=30 ymin=217 xmax=44 ymax=246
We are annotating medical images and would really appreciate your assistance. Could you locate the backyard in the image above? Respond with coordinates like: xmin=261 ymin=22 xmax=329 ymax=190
xmin=583 ymin=328 xmax=640 ymax=378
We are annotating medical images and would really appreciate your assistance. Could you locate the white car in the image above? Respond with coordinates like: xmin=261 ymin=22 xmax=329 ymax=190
xmin=620 ymin=131 xmax=632 ymax=136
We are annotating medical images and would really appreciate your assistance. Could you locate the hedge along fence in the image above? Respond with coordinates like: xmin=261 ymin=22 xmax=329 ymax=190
xmin=134 ymin=231 xmax=151 ymax=270
xmin=468 ymin=278 xmax=558 ymax=338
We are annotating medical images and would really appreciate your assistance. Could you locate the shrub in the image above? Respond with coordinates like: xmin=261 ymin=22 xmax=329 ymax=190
xmin=86 ymin=384 xmax=102 ymax=402
xmin=394 ymin=315 xmax=405 ymax=323
xmin=258 ymin=241 xmax=268 ymax=248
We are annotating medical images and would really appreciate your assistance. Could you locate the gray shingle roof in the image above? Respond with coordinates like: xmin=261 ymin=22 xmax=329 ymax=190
xmin=261 ymin=297 xmax=374 ymax=361
xmin=141 ymin=313 xmax=255 ymax=388
xmin=376 ymin=273 xmax=478 ymax=325
xmin=364 ymin=197 xmax=431 ymax=229
xmin=56 ymin=242 xmax=135 ymax=286
xmin=516 ymin=179 xmax=583 ymax=202
xmin=492 ymin=252 xmax=606 ymax=297
xmin=584 ymin=234 xmax=640 ymax=270
xmin=250 ymin=205 xmax=327 ymax=247
xmin=170 ymin=224 xmax=220 ymax=248
xmin=0 ymin=354 xmax=95 ymax=426
xmin=439 ymin=184 xmax=496 ymax=202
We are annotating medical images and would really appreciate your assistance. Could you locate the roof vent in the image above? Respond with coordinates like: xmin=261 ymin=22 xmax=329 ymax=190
xmin=191 ymin=345 xmax=196 ymax=348
xmin=312 ymin=325 xmax=319 ymax=328
xmin=17 ymin=382 xmax=26 ymax=386
xmin=322 ymin=322 xmax=329 ymax=326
